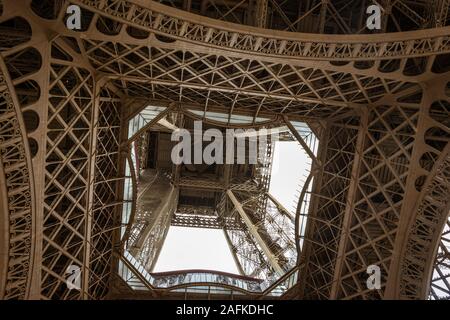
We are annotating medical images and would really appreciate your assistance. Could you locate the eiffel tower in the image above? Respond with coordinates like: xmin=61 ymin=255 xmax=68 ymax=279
xmin=0 ymin=0 xmax=449 ymax=300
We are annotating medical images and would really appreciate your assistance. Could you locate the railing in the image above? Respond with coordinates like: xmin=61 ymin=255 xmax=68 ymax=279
xmin=119 ymin=250 xmax=300 ymax=296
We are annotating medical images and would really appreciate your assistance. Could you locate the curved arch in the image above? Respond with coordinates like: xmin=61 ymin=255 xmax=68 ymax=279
xmin=122 ymin=115 xmax=174 ymax=266
xmin=0 ymin=56 xmax=36 ymax=299
xmin=429 ymin=214 xmax=450 ymax=299
xmin=398 ymin=145 xmax=450 ymax=299
xmin=1 ymin=0 xmax=445 ymax=300
xmin=165 ymin=282 xmax=258 ymax=295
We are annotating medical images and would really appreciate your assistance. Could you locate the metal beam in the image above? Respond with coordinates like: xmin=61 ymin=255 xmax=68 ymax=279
xmin=329 ymin=108 xmax=368 ymax=299
xmin=227 ymin=189 xmax=284 ymax=276
xmin=267 ymin=192 xmax=294 ymax=222
xmin=223 ymin=228 xmax=246 ymax=276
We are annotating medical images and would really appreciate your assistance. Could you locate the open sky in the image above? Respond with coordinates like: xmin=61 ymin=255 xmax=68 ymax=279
xmin=153 ymin=140 xmax=309 ymax=274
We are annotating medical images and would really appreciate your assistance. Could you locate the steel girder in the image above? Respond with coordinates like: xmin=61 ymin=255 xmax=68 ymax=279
xmin=0 ymin=0 xmax=448 ymax=300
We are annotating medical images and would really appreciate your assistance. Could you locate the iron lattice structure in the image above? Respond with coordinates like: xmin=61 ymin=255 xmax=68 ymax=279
xmin=0 ymin=0 xmax=448 ymax=300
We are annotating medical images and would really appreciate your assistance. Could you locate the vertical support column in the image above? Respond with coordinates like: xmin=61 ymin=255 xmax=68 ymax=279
xmin=223 ymin=164 xmax=232 ymax=189
xmin=298 ymin=116 xmax=359 ymax=299
xmin=0 ymin=160 xmax=7 ymax=298
xmin=172 ymin=111 xmax=184 ymax=186
xmin=227 ymin=189 xmax=284 ymax=276
xmin=330 ymin=108 xmax=369 ymax=299
xmin=110 ymin=87 xmax=129 ymax=293
xmin=0 ymin=56 xmax=37 ymax=299
xmin=223 ymin=229 xmax=246 ymax=276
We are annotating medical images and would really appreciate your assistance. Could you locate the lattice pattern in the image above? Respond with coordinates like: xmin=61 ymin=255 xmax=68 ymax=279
xmin=0 ymin=0 xmax=448 ymax=300
xmin=334 ymin=104 xmax=420 ymax=299
xmin=227 ymin=190 xmax=292 ymax=278
xmin=396 ymin=87 xmax=450 ymax=299
xmin=0 ymin=58 xmax=34 ymax=299
xmin=225 ymin=222 xmax=272 ymax=279
xmin=41 ymin=55 xmax=94 ymax=299
xmin=171 ymin=204 xmax=243 ymax=230
xmin=264 ymin=198 xmax=296 ymax=268
xmin=72 ymin=0 xmax=450 ymax=60
xmin=216 ymin=192 xmax=267 ymax=279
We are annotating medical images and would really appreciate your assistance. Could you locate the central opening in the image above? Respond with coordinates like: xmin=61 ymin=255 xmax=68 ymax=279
xmin=120 ymin=106 xmax=317 ymax=293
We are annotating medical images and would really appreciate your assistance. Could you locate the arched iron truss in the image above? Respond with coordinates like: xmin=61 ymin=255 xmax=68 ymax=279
xmin=0 ymin=0 xmax=448 ymax=299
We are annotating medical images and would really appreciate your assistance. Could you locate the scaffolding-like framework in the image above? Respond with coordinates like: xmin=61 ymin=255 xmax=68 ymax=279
xmin=0 ymin=0 xmax=449 ymax=300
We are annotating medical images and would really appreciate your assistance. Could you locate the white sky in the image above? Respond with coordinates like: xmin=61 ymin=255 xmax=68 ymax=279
xmin=154 ymin=140 xmax=308 ymax=274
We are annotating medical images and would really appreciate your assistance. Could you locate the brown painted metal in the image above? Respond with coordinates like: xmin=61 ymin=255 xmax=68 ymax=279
xmin=0 ymin=0 xmax=448 ymax=300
